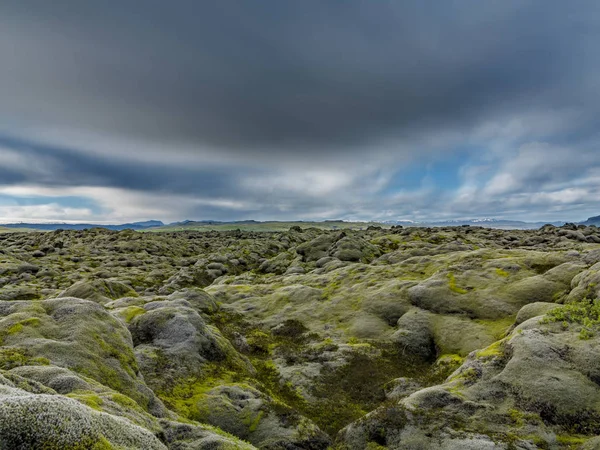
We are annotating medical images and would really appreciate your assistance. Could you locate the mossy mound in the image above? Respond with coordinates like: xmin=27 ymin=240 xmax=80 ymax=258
xmin=196 ymin=383 xmax=330 ymax=448
xmin=338 ymin=307 xmax=600 ymax=449
xmin=127 ymin=299 xmax=252 ymax=391
xmin=0 ymin=371 xmax=166 ymax=450
xmin=0 ymin=298 xmax=165 ymax=416
xmin=57 ymin=279 xmax=138 ymax=305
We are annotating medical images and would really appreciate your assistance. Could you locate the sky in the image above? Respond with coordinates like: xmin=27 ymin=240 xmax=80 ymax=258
xmin=0 ymin=1 xmax=599 ymax=223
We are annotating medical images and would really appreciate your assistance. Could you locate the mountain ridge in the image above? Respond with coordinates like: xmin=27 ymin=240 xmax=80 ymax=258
xmin=3 ymin=215 xmax=600 ymax=231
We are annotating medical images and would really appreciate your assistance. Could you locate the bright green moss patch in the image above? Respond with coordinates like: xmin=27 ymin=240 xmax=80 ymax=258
xmin=1 ymin=317 xmax=43 ymax=338
xmin=19 ymin=317 xmax=42 ymax=327
xmin=91 ymin=437 xmax=116 ymax=450
xmin=246 ymin=329 xmax=272 ymax=354
xmin=118 ymin=306 xmax=146 ymax=323
xmin=475 ymin=317 xmax=514 ymax=340
xmin=110 ymin=392 xmax=145 ymax=412
xmin=243 ymin=410 xmax=264 ymax=433
xmin=475 ymin=340 xmax=505 ymax=359
xmin=6 ymin=323 xmax=23 ymax=335
xmin=156 ymin=364 xmax=242 ymax=421
xmin=555 ymin=435 xmax=587 ymax=446
xmin=508 ymin=408 xmax=525 ymax=427
xmin=447 ymin=273 xmax=468 ymax=294
xmin=426 ymin=354 xmax=465 ymax=384
xmin=67 ymin=391 xmax=105 ymax=411
xmin=0 ymin=348 xmax=50 ymax=370
xmin=540 ymin=298 xmax=600 ymax=339
xmin=495 ymin=268 xmax=510 ymax=277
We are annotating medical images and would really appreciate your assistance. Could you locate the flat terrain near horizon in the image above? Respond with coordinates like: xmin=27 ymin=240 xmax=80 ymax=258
xmin=147 ymin=220 xmax=391 ymax=232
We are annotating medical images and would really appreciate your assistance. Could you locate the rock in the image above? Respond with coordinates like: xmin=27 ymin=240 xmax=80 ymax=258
xmin=340 ymin=309 xmax=600 ymax=448
xmin=10 ymin=365 xmax=93 ymax=394
xmin=0 ymin=372 xmax=166 ymax=449
xmin=296 ymin=232 xmax=343 ymax=262
xmin=57 ymin=279 xmax=138 ymax=305
xmin=284 ymin=265 xmax=305 ymax=275
xmin=160 ymin=419 xmax=257 ymax=449
xmin=568 ymin=262 xmax=600 ymax=302
xmin=166 ymin=289 xmax=218 ymax=314
xmin=127 ymin=299 xmax=252 ymax=398
xmin=17 ymin=263 xmax=39 ymax=274
xmin=515 ymin=302 xmax=561 ymax=325
xmin=0 ymin=297 xmax=166 ymax=417
xmin=392 ymin=309 xmax=435 ymax=360
xmin=384 ymin=377 xmax=423 ymax=400
xmin=196 ymin=383 xmax=330 ymax=448
xmin=258 ymin=252 xmax=294 ymax=274
xmin=272 ymin=284 xmax=324 ymax=304
xmin=159 ymin=266 xmax=216 ymax=293
xmin=315 ymin=256 xmax=335 ymax=268
xmin=329 ymin=236 xmax=381 ymax=263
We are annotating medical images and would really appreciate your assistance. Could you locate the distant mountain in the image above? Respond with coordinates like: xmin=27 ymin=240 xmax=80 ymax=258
xmin=581 ymin=215 xmax=600 ymax=226
xmin=168 ymin=220 xmax=261 ymax=226
xmin=384 ymin=218 xmax=566 ymax=230
xmin=0 ymin=220 xmax=164 ymax=231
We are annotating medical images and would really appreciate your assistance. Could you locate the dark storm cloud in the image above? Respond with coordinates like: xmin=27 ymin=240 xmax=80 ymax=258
xmin=1 ymin=0 xmax=598 ymax=154
xmin=0 ymin=135 xmax=248 ymax=195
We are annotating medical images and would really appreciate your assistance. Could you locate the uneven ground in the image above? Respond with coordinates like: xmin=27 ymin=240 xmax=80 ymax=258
xmin=1 ymin=224 xmax=600 ymax=449
xmin=145 ymin=220 xmax=387 ymax=233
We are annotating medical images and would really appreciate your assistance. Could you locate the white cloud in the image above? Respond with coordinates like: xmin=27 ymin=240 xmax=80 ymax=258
xmin=0 ymin=204 xmax=95 ymax=223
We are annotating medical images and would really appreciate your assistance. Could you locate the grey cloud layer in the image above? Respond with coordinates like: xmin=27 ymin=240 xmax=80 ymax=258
xmin=1 ymin=1 xmax=599 ymax=154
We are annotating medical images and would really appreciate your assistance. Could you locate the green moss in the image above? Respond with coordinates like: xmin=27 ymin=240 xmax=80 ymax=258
xmin=67 ymin=391 xmax=105 ymax=411
xmin=156 ymin=363 xmax=242 ymax=421
xmin=91 ymin=437 xmax=116 ymax=450
xmin=243 ymin=410 xmax=264 ymax=433
xmin=252 ymin=359 xmax=305 ymax=408
xmin=6 ymin=323 xmax=23 ymax=335
xmin=20 ymin=317 xmax=42 ymax=327
xmin=522 ymin=434 xmax=551 ymax=449
xmin=540 ymin=297 xmax=600 ymax=339
xmin=302 ymin=344 xmax=426 ymax=436
xmin=475 ymin=340 xmax=505 ymax=359
xmin=475 ymin=317 xmax=514 ymax=340
xmin=555 ymin=435 xmax=587 ymax=446
xmin=2 ymin=317 xmax=42 ymax=337
xmin=118 ymin=306 xmax=146 ymax=323
xmin=495 ymin=268 xmax=510 ymax=277
xmin=447 ymin=273 xmax=468 ymax=294
xmin=0 ymin=348 xmax=50 ymax=370
xmin=322 ymin=278 xmax=342 ymax=300
xmin=508 ymin=408 xmax=525 ymax=427
xmin=365 ymin=443 xmax=388 ymax=450
xmin=451 ymin=367 xmax=479 ymax=385
xmin=426 ymin=354 xmax=464 ymax=384
xmin=92 ymin=332 xmax=138 ymax=378
xmin=110 ymin=393 xmax=145 ymax=412
xmin=246 ymin=329 xmax=272 ymax=355
xmin=580 ymin=327 xmax=595 ymax=340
